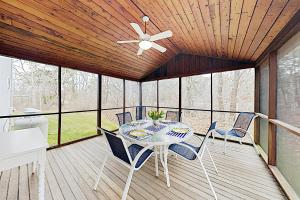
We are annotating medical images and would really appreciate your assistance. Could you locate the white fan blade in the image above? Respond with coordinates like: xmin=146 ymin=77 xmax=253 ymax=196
xmin=151 ymin=42 xmax=166 ymax=53
xmin=150 ymin=30 xmax=172 ymax=41
xmin=130 ymin=23 xmax=145 ymax=37
xmin=137 ymin=48 xmax=143 ymax=55
xmin=117 ymin=40 xmax=139 ymax=44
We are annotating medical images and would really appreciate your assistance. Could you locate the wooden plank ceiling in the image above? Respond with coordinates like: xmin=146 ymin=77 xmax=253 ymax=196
xmin=0 ymin=0 xmax=299 ymax=80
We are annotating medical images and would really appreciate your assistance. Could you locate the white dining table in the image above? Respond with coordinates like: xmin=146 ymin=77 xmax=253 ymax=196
xmin=119 ymin=120 xmax=194 ymax=187
xmin=0 ymin=127 xmax=48 ymax=200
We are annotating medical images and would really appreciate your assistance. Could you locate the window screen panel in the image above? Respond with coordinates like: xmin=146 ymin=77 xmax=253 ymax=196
xmin=212 ymin=69 xmax=254 ymax=112
xmin=142 ymin=81 xmax=157 ymax=107
xmin=102 ymin=76 xmax=123 ymax=109
xmin=125 ymin=80 xmax=139 ymax=107
xmin=182 ymin=74 xmax=211 ymax=110
xmin=277 ymin=127 xmax=300 ymax=197
xmin=277 ymin=31 xmax=300 ymax=127
xmin=159 ymin=78 xmax=179 ymax=108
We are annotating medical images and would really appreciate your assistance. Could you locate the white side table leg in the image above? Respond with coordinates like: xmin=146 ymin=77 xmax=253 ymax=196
xmin=38 ymin=149 xmax=46 ymax=200
xmin=32 ymin=161 xmax=37 ymax=174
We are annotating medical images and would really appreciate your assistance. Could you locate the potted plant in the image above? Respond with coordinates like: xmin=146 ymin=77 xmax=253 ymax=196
xmin=147 ymin=110 xmax=165 ymax=126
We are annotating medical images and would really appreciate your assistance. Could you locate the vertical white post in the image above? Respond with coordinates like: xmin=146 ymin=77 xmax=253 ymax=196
xmin=38 ymin=149 xmax=46 ymax=200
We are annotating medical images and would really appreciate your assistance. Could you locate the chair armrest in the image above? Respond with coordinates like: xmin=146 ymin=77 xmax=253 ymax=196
xmin=231 ymin=128 xmax=248 ymax=132
xmin=131 ymin=144 xmax=154 ymax=168
xmin=169 ymin=142 xmax=199 ymax=157
xmin=190 ymin=134 xmax=203 ymax=143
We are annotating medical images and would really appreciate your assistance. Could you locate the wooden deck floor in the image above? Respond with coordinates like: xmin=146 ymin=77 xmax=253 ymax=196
xmin=0 ymin=136 xmax=287 ymax=200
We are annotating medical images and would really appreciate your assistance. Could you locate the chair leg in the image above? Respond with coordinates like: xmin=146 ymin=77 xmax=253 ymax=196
xmin=159 ymin=146 xmax=165 ymax=174
xmin=122 ymin=167 xmax=135 ymax=200
xmin=247 ymin=133 xmax=260 ymax=154
xmin=206 ymin=147 xmax=218 ymax=175
xmin=224 ymin=133 xmax=227 ymax=154
xmin=198 ymin=159 xmax=218 ymax=200
xmin=155 ymin=146 xmax=159 ymax=177
xmin=94 ymin=155 xmax=108 ymax=190
xmin=163 ymin=145 xmax=170 ymax=187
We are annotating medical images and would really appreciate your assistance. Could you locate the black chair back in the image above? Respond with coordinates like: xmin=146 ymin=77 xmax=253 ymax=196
xmin=136 ymin=106 xmax=146 ymax=120
xmin=233 ymin=113 xmax=255 ymax=137
xmin=116 ymin=112 xmax=133 ymax=126
xmin=102 ymin=129 xmax=131 ymax=165
xmin=165 ymin=111 xmax=180 ymax=121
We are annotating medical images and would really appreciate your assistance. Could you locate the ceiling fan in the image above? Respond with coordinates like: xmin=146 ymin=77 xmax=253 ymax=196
xmin=117 ymin=16 xmax=173 ymax=55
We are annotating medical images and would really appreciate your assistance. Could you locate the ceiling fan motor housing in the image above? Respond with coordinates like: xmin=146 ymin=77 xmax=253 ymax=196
xmin=140 ymin=34 xmax=151 ymax=41
xmin=142 ymin=16 xmax=149 ymax=22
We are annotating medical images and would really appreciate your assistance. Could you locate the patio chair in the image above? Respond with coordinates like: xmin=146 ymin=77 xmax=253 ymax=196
xmin=165 ymin=110 xmax=180 ymax=121
xmin=213 ymin=112 xmax=259 ymax=154
xmin=94 ymin=128 xmax=154 ymax=200
xmin=136 ymin=106 xmax=146 ymax=120
xmin=116 ymin=112 xmax=133 ymax=126
xmin=168 ymin=122 xmax=218 ymax=200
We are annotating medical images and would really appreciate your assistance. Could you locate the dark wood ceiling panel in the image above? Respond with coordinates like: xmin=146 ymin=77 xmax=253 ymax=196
xmin=142 ymin=54 xmax=255 ymax=81
xmin=0 ymin=0 xmax=298 ymax=80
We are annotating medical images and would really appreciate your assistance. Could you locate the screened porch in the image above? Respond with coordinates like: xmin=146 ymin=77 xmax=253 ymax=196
xmin=0 ymin=1 xmax=299 ymax=200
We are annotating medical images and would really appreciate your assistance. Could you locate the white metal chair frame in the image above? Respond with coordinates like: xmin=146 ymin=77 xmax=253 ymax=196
xmin=213 ymin=115 xmax=260 ymax=154
xmin=93 ymin=129 xmax=154 ymax=200
xmin=168 ymin=130 xmax=219 ymax=200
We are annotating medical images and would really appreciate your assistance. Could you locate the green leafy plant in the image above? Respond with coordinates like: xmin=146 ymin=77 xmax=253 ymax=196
xmin=147 ymin=110 xmax=165 ymax=120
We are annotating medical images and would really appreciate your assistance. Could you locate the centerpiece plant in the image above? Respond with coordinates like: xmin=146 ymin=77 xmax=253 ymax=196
xmin=148 ymin=110 xmax=165 ymax=126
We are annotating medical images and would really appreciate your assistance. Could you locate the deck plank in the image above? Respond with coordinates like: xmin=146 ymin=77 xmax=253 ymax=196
xmin=0 ymin=136 xmax=287 ymax=200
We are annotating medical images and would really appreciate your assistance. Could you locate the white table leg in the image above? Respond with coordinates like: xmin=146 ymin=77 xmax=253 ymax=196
xmin=159 ymin=145 xmax=165 ymax=169
xmin=155 ymin=146 xmax=159 ymax=177
xmin=38 ymin=149 xmax=46 ymax=200
xmin=163 ymin=145 xmax=170 ymax=187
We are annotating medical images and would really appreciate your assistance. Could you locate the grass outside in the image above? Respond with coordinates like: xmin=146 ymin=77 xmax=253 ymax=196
xmin=47 ymin=112 xmax=118 ymax=146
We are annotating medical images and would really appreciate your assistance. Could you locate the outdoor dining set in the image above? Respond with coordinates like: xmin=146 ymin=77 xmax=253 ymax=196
xmin=93 ymin=107 xmax=258 ymax=200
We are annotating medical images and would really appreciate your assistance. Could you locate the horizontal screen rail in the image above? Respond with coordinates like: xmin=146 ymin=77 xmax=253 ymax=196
xmin=0 ymin=112 xmax=59 ymax=119
xmin=256 ymin=112 xmax=300 ymax=137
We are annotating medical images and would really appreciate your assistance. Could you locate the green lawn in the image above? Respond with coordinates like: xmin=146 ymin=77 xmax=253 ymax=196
xmin=46 ymin=112 xmax=118 ymax=146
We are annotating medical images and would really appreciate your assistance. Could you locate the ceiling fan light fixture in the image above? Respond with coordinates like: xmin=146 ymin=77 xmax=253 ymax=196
xmin=139 ymin=41 xmax=152 ymax=50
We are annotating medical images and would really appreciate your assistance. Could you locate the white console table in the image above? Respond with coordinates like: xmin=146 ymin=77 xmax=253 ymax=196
xmin=0 ymin=128 xmax=48 ymax=200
